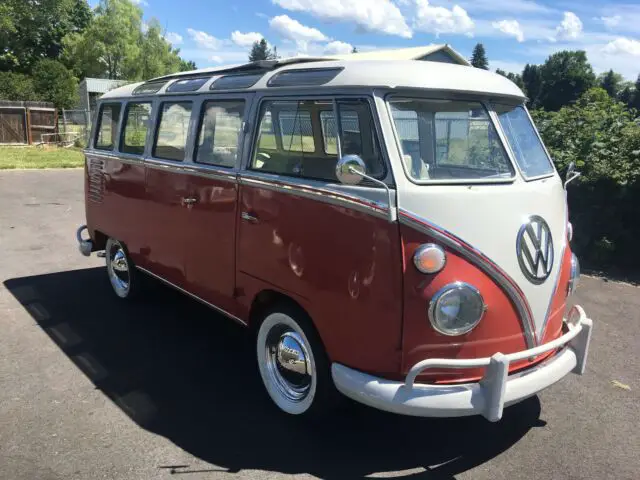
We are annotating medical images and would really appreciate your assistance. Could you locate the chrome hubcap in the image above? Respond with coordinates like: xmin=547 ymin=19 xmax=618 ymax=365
xmin=107 ymin=243 xmax=130 ymax=297
xmin=265 ymin=328 xmax=313 ymax=402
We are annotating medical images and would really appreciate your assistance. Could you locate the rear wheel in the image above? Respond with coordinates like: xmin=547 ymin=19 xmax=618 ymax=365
xmin=256 ymin=305 xmax=338 ymax=417
xmin=105 ymin=238 xmax=140 ymax=299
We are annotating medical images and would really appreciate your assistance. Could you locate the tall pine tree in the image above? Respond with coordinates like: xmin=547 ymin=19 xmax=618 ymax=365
xmin=632 ymin=73 xmax=640 ymax=112
xmin=599 ymin=69 xmax=622 ymax=98
xmin=522 ymin=63 xmax=542 ymax=108
xmin=249 ymin=38 xmax=275 ymax=62
xmin=470 ymin=43 xmax=488 ymax=70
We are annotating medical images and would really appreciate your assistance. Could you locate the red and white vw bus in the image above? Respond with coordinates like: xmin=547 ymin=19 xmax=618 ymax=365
xmin=77 ymin=58 xmax=592 ymax=421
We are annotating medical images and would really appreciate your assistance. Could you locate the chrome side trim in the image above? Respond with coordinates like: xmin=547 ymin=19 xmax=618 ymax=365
xmin=86 ymin=151 xmax=143 ymax=167
xmin=239 ymin=172 xmax=391 ymax=221
xmin=144 ymin=158 xmax=236 ymax=183
xmin=135 ymin=266 xmax=247 ymax=326
xmin=399 ymin=208 xmax=537 ymax=348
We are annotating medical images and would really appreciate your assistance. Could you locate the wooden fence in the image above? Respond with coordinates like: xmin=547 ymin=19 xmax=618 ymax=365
xmin=0 ymin=101 xmax=57 ymax=145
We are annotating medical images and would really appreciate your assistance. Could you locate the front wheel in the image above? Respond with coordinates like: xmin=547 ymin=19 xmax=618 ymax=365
xmin=256 ymin=306 xmax=338 ymax=417
xmin=105 ymin=238 xmax=141 ymax=300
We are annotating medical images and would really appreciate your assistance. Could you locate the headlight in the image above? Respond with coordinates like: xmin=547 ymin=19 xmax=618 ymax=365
xmin=568 ymin=254 xmax=580 ymax=295
xmin=428 ymin=282 xmax=486 ymax=336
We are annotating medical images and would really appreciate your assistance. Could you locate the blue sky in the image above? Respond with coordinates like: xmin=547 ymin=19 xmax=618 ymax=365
xmin=119 ymin=0 xmax=640 ymax=79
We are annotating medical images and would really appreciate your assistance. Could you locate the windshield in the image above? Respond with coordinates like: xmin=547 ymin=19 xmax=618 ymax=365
xmin=495 ymin=104 xmax=554 ymax=179
xmin=389 ymin=98 xmax=514 ymax=182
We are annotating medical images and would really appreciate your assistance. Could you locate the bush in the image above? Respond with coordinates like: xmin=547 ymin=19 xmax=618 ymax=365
xmin=0 ymin=71 xmax=39 ymax=101
xmin=32 ymin=59 xmax=78 ymax=109
xmin=532 ymin=88 xmax=640 ymax=270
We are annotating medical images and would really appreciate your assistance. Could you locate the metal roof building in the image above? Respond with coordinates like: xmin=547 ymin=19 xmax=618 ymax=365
xmin=78 ymin=78 xmax=131 ymax=116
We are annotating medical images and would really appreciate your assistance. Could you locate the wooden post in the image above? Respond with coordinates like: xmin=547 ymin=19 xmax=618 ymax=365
xmin=26 ymin=108 xmax=32 ymax=145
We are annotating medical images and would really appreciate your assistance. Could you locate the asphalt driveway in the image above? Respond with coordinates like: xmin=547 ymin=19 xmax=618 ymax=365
xmin=0 ymin=169 xmax=638 ymax=479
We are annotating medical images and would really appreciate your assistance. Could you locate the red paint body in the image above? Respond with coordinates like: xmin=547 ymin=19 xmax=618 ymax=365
xmin=86 ymin=154 xmax=570 ymax=382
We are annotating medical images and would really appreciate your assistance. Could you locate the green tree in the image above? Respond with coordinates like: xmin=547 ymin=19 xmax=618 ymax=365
xmin=249 ymin=39 xmax=276 ymax=62
xmin=470 ymin=43 xmax=488 ymax=70
xmin=632 ymin=74 xmax=640 ymax=112
xmin=496 ymin=68 xmax=524 ymax=90
xmin=136 ymin=20 xmax=185 ymax=79
xmin=0 ymin=0 xmax=91 ymax=73
xmin=180 ymin=59 xmax=197 ymax=71
xmin=32 ymin=59 xmax=78 ymax=108
xmin=598 ymin=69 xmax=623 ymax=98
xmin=522 ymin=63 xmax=542 ymax=108
xmin=538 ymin=50 xmax=596 ymax=111
xmin=62 ymin=0 xmax=143 ymax=79
xmin=531 ymin=88 xmax=640 ymax=268
xmin=351 ymin=46 xmax=358 ymax=54
xmin=618 ymin=83 xmax=634 ymax=110
xmin=0 ymin=72 xmax=39 ymax=101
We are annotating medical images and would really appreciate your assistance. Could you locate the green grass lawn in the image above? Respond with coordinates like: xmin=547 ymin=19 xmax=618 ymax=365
xmin=0 ymin=147 xmax=85 ymax=169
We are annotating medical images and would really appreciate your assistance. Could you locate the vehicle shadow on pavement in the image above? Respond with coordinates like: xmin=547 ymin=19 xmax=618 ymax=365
xmin=5 ymin=267 xmax=545 ymax=480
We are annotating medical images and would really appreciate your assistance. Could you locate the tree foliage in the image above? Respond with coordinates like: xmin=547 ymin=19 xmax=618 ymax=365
xmin=0 ymin=72 xmax=38 ymax=101
xmin=532 ymin=88 xmax=640 ymax=269
xmin=538 ymin=50 xmax=596 ymax=111
xmin=0 ymin=0 xmax=91 ymax=73
xmin=495 ymin=68 xmax=524 ymax=90
xmin=470 ymin=43 xmax=488 ymax=70
xmin=249 ymin=39 xmax=277 ymax=62
xmin=31 ymin=59 xmax=79 ymax=108
xmin=598 ymin=69 xmax=624 ymax=98
xmin=61 ymin=0 xmax=194 ymax=80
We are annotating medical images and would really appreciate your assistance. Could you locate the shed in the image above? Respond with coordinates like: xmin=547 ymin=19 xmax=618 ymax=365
xmin=78 ymin=78 xmax=131 ymax=117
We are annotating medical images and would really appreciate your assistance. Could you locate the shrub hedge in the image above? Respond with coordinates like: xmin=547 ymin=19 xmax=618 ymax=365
xmin=532 ymin=88 xmax=640 ymax=271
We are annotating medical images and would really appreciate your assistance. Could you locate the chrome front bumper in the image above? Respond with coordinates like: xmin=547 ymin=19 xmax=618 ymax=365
xmin=332 ymin=305 xmax=593 ymax=422
xmin=76 ymin=225 xmax=93 ymax=256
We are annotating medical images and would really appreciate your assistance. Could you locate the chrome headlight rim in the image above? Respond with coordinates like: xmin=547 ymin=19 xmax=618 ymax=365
xmin=428 ymin=282 xmax=486 ymax=336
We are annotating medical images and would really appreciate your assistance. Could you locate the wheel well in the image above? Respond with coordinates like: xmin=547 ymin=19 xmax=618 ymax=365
xmin=93 ymin=230 xmax=108 ymax=251
xmin=248 ymin=289 xmax=310 ymax=331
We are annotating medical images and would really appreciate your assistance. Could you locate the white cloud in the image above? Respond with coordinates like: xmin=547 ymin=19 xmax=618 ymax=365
xmin=187 ymin=28 xmax=224 ymax=50
xmin=272 ymin=0 xmax=412 ymax=38
xmin=599 ymin=15 xmax=622 ymax=29
xmin=141 ymin=21 xmax=149 ymax=34
xmin=231 ymin=31 xmax=264 ymax=47
xmin=492 ymin=19 xmax=524 ymax=42
xmin=457 ymin=0 xmax=548 ymax=14
xmin=131 ymin=0 xmax=149 ymax=6
xmin=555 ymin=12 xmax=582 ymax=41
xmin=269 ymin=15 xmax=327 ymax=51
xmin=209 ymin=55 xmax=224 ymax=64
xmin=414 ymin=0 xmax=474 ymax=37
xmin=602 ymin=37 xmax=640 ymax=56
xmin=323 ymin=40 xmax=353 ymax=55
xmin=164 ymin=32 xmax=183 ymax=45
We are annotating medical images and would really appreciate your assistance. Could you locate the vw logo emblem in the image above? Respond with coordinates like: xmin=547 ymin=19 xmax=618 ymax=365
xmin=516 ymin=216 xmax=554 ymax=284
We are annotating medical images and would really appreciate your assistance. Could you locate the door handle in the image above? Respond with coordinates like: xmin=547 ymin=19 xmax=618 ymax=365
xmin=181 ymin=196 xmax=198 ymax=207
xmin=241 ymin=212 xmax=258 ymax=223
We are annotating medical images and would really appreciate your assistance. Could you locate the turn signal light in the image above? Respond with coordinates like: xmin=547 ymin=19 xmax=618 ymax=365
xmin=413 ymin=244 xmax=446 ymax=274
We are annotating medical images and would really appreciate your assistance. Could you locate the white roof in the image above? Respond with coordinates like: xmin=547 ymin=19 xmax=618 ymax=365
xmin=101 ymin=59 xmax=525 ymax=101
xmin=81 ymin=78 xmax=131 ymax=93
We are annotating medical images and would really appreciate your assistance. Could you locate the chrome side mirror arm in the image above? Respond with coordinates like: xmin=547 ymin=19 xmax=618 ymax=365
xmin=348 ymin=166 xmax=397 ymax=223
xmin=564 ymin=161 xmax=581 ymax=189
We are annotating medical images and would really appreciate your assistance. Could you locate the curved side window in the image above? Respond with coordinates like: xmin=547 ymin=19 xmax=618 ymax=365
xmin=495 ymin=104 xmax=554 ymax=179
xmin=95 ymin=103 xmax=122 ymax=151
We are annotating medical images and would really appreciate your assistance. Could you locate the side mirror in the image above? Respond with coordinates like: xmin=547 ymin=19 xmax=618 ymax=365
xmin=336 ymin=154 xmax=366 ymax=185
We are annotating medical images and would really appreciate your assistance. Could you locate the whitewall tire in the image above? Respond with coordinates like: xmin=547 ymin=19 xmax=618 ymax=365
xmin=256 ymin=307 xmax=337 ymax=417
